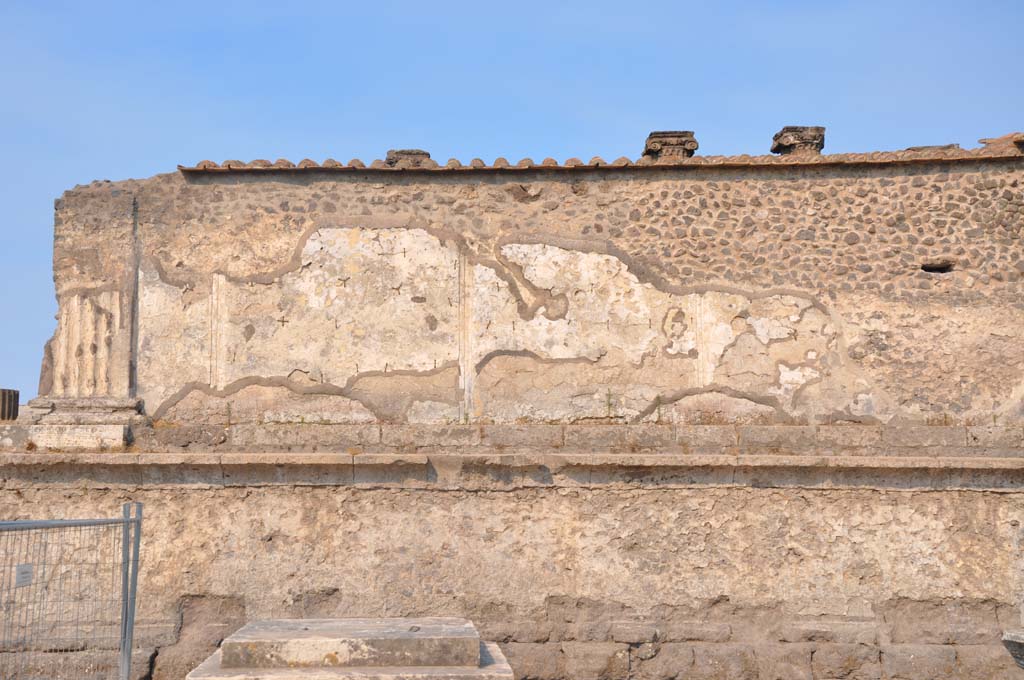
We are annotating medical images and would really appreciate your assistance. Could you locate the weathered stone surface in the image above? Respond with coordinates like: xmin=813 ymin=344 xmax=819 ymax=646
xmin=188 ymin=642 xmax=512 ymax=680
xmin=880 ymin=644 xmax=956 ymax=679
xmin=810 ymin=643 xmax=880 ymax=679
xmin=152 ymin=596 xmax=246 ymax=680
xmin=34 ymin=147 xmax=1024 ymax=441
xmin=560 ymin=641 xmax=629 ymax=680
xmin=220 ymin=619 xmax=480 ymax=668
xmin=642 ymin=131 xmax=699 ymax=160
xmin=14 ymin=137 xmax=1024 ymax=678
xmin=28 ymin=423 xmax=130 ymax=450
xmin=771 ymin=126 xmax=825 ymax=155
xmin=956 ymin=643 xmax=1020 ymax=679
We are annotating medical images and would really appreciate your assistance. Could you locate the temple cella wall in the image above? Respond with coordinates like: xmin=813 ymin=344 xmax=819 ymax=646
xmin=2 ymin=128 xmax=1024 ymax=679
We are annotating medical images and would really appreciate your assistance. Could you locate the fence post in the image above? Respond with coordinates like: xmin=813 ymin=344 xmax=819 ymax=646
xmin=118 ymin=502 xmax=142 ymax=680
xmin=119 ymin=503 xmax=132 ymax=680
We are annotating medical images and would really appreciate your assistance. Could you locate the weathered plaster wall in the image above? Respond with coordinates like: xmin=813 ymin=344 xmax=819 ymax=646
xmin=41 ymin=156 xmax=1024 ymax=428
xmin=1 ymin=456 xmax=1022 ymax=679
xmin=14 ymin=143 xmax=1024 ymax=678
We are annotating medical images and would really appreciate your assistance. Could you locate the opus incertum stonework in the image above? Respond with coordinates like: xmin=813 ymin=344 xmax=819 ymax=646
xmin=2 ymin=127 xmax=1024 ymax=679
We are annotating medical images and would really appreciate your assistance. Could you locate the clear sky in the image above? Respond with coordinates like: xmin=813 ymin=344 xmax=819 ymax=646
xmin=1 ymin=0 xmax=1021 ymax=401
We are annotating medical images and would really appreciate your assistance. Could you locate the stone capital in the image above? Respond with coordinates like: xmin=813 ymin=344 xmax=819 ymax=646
xmin=642 ymin=131 xmax=699 ymax=161
xmin=771 ymin=125 xmax=826 ymax=155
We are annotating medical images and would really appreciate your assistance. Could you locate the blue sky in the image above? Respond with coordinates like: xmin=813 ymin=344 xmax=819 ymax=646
xmin=1 ymin=0 xmax=1022 ymax=400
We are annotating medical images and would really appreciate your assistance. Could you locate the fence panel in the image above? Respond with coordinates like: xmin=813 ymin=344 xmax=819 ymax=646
xmin=0 ymin=503 xmax=142 ymax=680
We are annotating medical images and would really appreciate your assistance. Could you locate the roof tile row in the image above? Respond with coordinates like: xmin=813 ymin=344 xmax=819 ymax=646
xmin=180 ymin=133 xmax=1024 ymax=173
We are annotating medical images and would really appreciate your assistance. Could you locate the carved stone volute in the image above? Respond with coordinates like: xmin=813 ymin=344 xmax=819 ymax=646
xmin=771 ymin=126 xmax=825 ymax=155
xmin=642 ymin=131 xmax=699 ymax=161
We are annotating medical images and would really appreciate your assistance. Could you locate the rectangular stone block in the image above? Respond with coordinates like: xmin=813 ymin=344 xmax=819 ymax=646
xmin=608 ymin=620 xmax=658 ymax=643
xmin=816 ymin=425 xmax=883 ymax=448
xmin=810 ymin=643 xmax=881 ymax=680
xmin=659 ymin=621 xmax=733 ymax=642
xmin=881 ymin=644 xmax=956 ymax=679
xmin=881 ymin=426 xmax=966 ymax=448
xmin=189 ymin=643 xmax=513 ymax=680
xmin=381 ymin=425 xmax=481 ymax=448
xmin=754 ymin=643 xmax=813 ymax=680
xmin=777 ymin=620 xmax=877 ymax=644
xmin=562 ymin=424 xmax=627 ymax=450
xmin=480 ymin=424 xmax=563 ymax=449
xmin=738 ymin=425 xmax=817 ymax=449
xmin=0 ymin=424 xmax=29 ymax=451
xmin=228 ymin=423 xmax=380 ymax=449
xmin=220 ymin=618 xmax=480 ymax=668
xmin=689 ymin=643 xmax=759 ymax=679
xmin=623 ymin=425 xmax=676 ymax=450
xmin=28 ymin=423 xmax=129 ymax=450
xmin=676 ymin=425 xmax=737 ymax=448
xmin=560 ymin=642 xmax=629 ymax=680
xmin=630 ymin=642 xmax=696 ymax=679
xmin=498 ymin=642 xmax=563 ymax=679
xmin=880 ymin=599 xmax=1007 ymax=645
xmin=953 ymin=644 xmax=1021 ymax=680
xmin=967 ymin=426 xmax=1024 ymax=448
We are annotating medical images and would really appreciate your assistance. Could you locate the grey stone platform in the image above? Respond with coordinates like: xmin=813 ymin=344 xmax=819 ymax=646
xmin=187 ymin=619 xmax=512 ymax=680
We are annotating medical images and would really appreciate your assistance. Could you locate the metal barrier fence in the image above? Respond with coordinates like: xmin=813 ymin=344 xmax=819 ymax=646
xmin=0 ymin=503 xmax=142 ymax=680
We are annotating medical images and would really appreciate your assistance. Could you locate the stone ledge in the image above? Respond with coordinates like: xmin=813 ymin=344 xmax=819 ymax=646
xmin=121 ymin=423 xmax=1024 ymax=455
xmin=13 ymin=422 xmax=1024 ymax=456
xmin=3 ymin=451 xmax=1024 ymax=491
xmin=3 ymin=450 xmax=1024 ymax=469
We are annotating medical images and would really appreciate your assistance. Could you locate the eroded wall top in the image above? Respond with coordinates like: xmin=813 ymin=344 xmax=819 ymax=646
xmin=40 ymin=129 xmax=1024 ymax=432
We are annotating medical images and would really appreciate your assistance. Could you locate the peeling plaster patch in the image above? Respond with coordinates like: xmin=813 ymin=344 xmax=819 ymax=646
xmin=143 ymin=227 xmax=881 ymax=425
xmin=771 ymin=364 xmax=821 ymax=401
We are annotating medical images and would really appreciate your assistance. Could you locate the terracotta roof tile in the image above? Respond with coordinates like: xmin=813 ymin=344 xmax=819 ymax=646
xmin=178 ymin=133 xmax=1024 ymax=174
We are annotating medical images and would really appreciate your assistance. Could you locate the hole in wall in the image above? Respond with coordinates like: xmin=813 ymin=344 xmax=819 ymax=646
xmin=920 ymin=261 xmax=954 ymax=274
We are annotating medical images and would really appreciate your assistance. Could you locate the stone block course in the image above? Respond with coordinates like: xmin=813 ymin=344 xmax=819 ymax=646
xmin=810 ymin=643 xmax=881 ymax=679
xmin=676 ymin=425 xmax=738 ymax=448
xmin=777 ymin=620 xmax=877 ymax=645
xmin=689 ymin=643 xmax=759 ymax=679
xmin=881 ymin=426 xmax=967 ymax=448
xmin=880 ymin=599 xmax=1012 ymax=645
xmin=967 ymin=425 xmax=1024 ymax=448
xmin=880 ymin=644 xmax=956 ymax=679
xmin=219 ymin=618 xmax=480 ymax=668
xmin=738 ymin=426 xmax=818 ymax=449
xmin=560 ymin=641 xmax=629 ymax=680
xmin=659 ymin=621 xmax=733 ymax=643
xmin=754 ymin=643 xmax=813 ymax=680
xmin=480 ymin=424 xmax=563 ymax=449
xmin=816 ymin=425 xmax=884 ymax=448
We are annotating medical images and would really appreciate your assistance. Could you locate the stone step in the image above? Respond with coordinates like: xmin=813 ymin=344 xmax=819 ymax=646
xmin=220 ymin=618 xmax=481 ymax=669
xmin=187 ymin=643 xmax=513 ymax=680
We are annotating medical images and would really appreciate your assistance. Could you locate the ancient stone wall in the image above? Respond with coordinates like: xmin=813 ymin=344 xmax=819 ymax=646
xmin=2 ymin=452 xmax=1023 ymax=679
xmin=35 ymin=140 xmax=1024 ymax=433
xmin=4 ymin=133 xmax=1024 ymax=679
